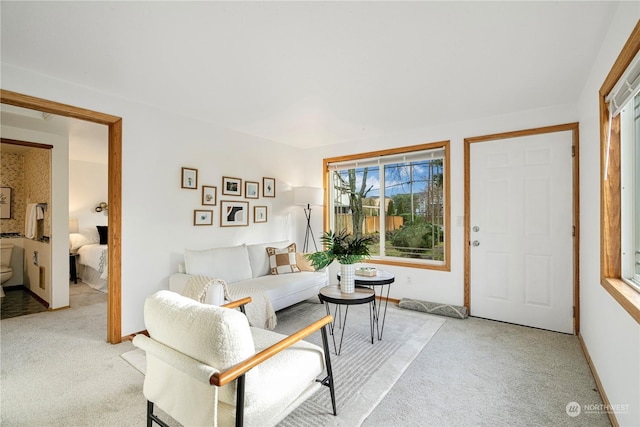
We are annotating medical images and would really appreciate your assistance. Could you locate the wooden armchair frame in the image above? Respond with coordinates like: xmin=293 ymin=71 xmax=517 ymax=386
xmin=145 ymin=297 xmax=336 ymax=427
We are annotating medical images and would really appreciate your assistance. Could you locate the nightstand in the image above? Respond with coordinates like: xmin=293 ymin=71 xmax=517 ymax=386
xmin=69 ymin=253 xmax=78 ymax=284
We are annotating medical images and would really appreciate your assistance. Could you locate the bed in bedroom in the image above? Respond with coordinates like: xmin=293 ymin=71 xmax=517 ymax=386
xmin=69 ymin=226 xmax=108 ymax=293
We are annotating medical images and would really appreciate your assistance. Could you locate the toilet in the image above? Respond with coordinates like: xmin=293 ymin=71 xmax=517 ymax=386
xmin=1 ymin=243 xmax=14 ymax=285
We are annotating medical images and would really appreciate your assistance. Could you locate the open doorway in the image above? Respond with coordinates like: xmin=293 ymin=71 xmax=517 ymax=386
xmin=1 ymin=89 xmax=123 ymax=343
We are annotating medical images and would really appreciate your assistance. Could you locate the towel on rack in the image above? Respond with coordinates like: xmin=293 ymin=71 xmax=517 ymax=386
xmin=36 ymin=205 xmax=45 ymax=220
xmin=25 ymin=203 xmax=38 ymax=239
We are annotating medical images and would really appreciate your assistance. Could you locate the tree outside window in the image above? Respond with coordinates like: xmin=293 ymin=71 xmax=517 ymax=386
xmin=326 ymin=142 xmax=449 ymax=268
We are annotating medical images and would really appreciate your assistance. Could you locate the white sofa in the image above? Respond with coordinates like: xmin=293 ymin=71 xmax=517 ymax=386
xmin=169 ymin=241 xmax=327 ymax=312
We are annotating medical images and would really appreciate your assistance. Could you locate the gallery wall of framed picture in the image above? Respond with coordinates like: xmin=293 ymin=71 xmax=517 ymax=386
xmin=181 ymin=167 xmax=275 ymax=227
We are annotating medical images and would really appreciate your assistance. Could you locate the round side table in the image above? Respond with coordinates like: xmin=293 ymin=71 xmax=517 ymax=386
xmin=338 ymin=270 xmax=395 ymax=340
xmin=318 ymin=285 xmax=375 ymax=355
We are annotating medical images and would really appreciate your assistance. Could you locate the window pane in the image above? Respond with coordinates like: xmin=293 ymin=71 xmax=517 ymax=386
xmin=634 ymin=94 xmax=640 ymax=281
xmin=327 ymin=143 xmax=448 ymax=268
xmin=622 ymin=92 xmax=640 ymax=288
xmin=331 ymin=166 xmax=380 ymax=242
xmin=384 ymin=160 xmax=444 ymax=261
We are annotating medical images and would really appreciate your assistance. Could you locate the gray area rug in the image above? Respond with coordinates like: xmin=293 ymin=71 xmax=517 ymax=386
xmin=274 ymin=301 xmax=444 ymax=426
xmin=122 ymin=300 xmax=445 ymax=426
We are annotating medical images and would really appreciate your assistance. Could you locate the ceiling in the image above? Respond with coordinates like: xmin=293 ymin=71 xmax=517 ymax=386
xmin=0 ymin=1 xmax=619 ymax=149
xmin=0 ymin=105 xmax=108 ymax=164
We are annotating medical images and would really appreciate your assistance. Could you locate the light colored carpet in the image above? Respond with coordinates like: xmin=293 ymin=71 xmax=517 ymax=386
xmin=0 ymin=290 xmax=143 ymax=426
xmin=2 ymin=285 xmax=610 ymax=427
xmin=122 ymin=300 xmax=446 ymax=426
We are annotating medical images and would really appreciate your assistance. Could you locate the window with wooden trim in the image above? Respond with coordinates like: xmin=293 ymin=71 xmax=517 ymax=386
xmin=323 ymin=141 xmax=450 ymax=270
xmin=600 ymin=22 xmax=640 ymax=323
xmin=620 ymin=93 xmax=640 ymax=291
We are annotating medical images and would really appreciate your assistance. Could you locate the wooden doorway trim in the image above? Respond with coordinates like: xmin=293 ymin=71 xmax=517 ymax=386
xmin=463 ymin=122 xmax=580 ymax=334
xmin=1 ymin=89 xmax=122 ymax=344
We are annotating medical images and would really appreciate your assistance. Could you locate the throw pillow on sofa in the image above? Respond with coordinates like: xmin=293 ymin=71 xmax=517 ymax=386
xmin=246 ymin=240 xmax=290 ymax=277
xmin=266 ymin=243 xmax=300 ymax=275
xmin=295 ymin=253 xmax=316 ymax=272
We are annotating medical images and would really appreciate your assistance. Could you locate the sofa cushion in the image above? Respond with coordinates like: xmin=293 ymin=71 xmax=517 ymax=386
xmin=246 ymin=240 xmax=290 ymax=277
xmin=184 ymin=244 xmax=252 ymax=284
xmin=295 ymin=253 xmax=316 ymax=272
xmin=232 ymin=271 xmax=325 ymax=311
xmin=267 ymin=243 xmax=300 ymax=275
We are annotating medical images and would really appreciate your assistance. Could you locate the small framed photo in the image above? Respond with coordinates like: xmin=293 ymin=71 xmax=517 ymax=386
xmin=221 ymin=200 xmax=249 ymax=227
xmin=245 ymin=181 xmax=259 ymax=199
xmin=0 ymin=187 xmax=11 ymax=219
xmin=254 ymin=206 xmax=267 ymax=223
xmin=263 ymin=177 xmax=276 ymax=198
xmin=222 ymin=176 xmax=242 ymax=196
xmin=194 ymin=210 xmax=213 ymax=226
xmin=181 ymin=167 xmax=198 ymax=189
xmin=202 ymin=186 xmax=217 ymax=206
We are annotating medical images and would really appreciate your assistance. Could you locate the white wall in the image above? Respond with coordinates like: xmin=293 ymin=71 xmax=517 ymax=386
xmin=69 ymin=159 xmax=108 ymax=229
xmin=1 ymin=63 xmax=307 ymax=330
xmin=0 ymin=67 xmax=579 ymax=320
xmin=303 ymin=104 xmax=579 ymax=307
xmin=576 ymin=3 xmax=640 ymax=426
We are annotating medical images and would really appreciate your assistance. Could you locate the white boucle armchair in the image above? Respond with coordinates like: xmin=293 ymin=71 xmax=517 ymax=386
xmin=132 ymin=290 xmax=336 ymax=427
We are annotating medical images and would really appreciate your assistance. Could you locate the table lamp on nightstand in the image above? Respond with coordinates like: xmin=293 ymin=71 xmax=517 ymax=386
xmin=69 ymin=218 xmax=79 ymax=234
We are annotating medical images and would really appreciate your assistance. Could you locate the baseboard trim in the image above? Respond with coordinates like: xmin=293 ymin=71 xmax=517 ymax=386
xmin=578 ymin=333 xmax=619 ymax=427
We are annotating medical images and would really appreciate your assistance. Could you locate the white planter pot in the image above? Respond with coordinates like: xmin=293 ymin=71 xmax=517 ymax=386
xmin=340 ymin=263 xmax=356 ymax=293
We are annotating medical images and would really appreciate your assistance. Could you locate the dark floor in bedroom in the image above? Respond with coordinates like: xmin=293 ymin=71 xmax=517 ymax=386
xmin=1 ymin=286 xmax=48 ymax=319
xmin=1 ymin=281 xmax=105 ymax=319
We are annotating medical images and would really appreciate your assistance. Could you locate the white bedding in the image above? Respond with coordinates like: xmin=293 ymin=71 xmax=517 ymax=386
xmin=77 ymin=244 xmax=108 ymax=291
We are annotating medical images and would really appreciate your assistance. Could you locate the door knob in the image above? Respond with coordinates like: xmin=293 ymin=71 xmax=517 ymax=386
xmin=472 ymin=226 xmax=480 ymax=232
xmin=472 ymin=240 xmax=480 ymax=247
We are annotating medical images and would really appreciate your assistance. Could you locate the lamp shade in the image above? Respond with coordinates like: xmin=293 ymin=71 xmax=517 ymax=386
xmin=294 ymin=187 xmax=324 ymax=206
xmin=69 ymin=218 xmax=79 ymax=234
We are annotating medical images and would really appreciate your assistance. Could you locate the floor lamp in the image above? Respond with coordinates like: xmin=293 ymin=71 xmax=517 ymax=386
xmin=294 ymin=187 xmax=324 ymax=252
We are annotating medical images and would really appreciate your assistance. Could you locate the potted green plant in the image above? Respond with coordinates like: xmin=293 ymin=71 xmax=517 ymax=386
xmin=306 ymin=229 xmax=372 ymax=293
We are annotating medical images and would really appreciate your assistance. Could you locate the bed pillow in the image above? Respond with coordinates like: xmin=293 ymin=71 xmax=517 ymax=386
xmin=266 ymin=243 xmax=300 ymax=275
xmin=96 ymin=226 xmax=108 ymax=245
xmin=69 ymin=227 xmax=100 ymax=250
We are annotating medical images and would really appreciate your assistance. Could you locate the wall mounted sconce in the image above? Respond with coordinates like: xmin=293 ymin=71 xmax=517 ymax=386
xmin=95 ymin=202 xmax=108 ymax=213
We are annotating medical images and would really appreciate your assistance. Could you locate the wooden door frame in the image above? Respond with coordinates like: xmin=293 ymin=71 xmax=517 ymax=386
xmin=463 ymin=122 xmax=580 ymax=334
xmin=0 ymin=89 xmax=123 ymax=344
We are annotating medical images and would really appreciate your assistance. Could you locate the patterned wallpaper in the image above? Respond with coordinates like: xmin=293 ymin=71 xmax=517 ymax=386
xmin=24 ymin=148 xmax=51 ymax=238
xmin=0 ymin=151 xmax=26 ymax=234
xmin=0 ymin=148 xmax=51 ymax=238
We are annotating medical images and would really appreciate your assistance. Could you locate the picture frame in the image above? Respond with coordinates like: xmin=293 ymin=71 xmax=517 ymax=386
xmin=245 ymin=181 xmax=259 ymax=199
xmin=254 ymin=206 xmax=267 ymax=223
xmin=194 ymin=210 xmax=213 ymax=226
xmin=220 ymin=200 xmax=249 ymax=227
xmin=263 ymin=177 xmax=276 ymax=198
xmin=181 ymin=167 xmax=198 ymax=189
xmin=222 ymin=176 xmax=242 ymax=196
xmin=202 ymin=185 xmax=217 ymax=206
xmin=0 ymin=187 xmax=11 ymax=219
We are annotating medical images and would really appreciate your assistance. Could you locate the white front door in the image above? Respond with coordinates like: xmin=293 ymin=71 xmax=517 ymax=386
xmin=469 ymin=131 xmax=574 ymax=333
